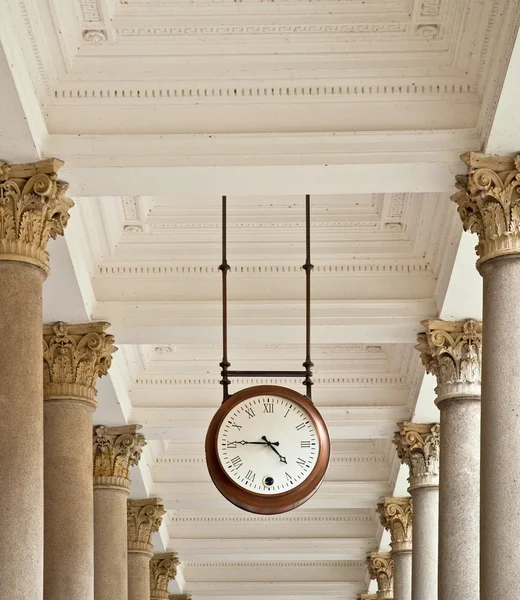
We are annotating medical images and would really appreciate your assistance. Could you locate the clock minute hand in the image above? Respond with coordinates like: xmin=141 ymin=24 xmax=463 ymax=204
xmin=235 ymin=440 xmax=280 ymax=446
xmin=261 ymin=436 xmax=288 ymax=464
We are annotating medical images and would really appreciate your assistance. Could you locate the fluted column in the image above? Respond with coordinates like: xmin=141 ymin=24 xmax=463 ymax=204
xmin=366 ymin=552 xmax=393 ymax=600
xmin=377 ymin=498 xmax=412 ymax=600
xmin=0 ymin=159 xmax=72 ymax=600
xmin=43 ymin=322 xmax=115 ymax=600
xmin=93 ymin=425 xmax=146 ymax=600
xmin=128 ymin=499 xmax=166 ymax=600
xmin=417 ymin=319 xmax=481 ymax=600
xmin=150 ymin=553 xmax=180 ymax=600
xmin=452 ymin=151 xmax=520 ymax=600
xmin=394 ymin=422 xmax=439 ymax=600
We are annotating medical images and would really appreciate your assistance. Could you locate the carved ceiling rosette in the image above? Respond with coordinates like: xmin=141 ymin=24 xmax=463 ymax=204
xmin=393 ymin=422 xmax=440 ymax=490
xmin=0 ymin=159 xmax=73 ymax=275
xmin=366 ymin=552 xmax=394 ymax=600
xmin=93 ymin=425 xmax=146 ymax=491
xmin=150 ymin=553 xmax=180 ymax=600
xmin=416 ymin=319 xmax=482 ymax=404
xmin=376 ymin=497 xmax=412 ymax=554
xmin=127 ymin=498 xmax=166 ymax=555
xmin=43 ymin=321 xmax=116 ymax=407
xmin=452 ymin=152 xmax=520 ymax=268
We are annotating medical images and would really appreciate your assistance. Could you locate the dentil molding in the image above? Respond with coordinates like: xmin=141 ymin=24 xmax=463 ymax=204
xmin=150 ymin=553 xmax=180 ymax=600
xmin=393 ymin=422 xmax=440 ymax=490
xmin=376 ymin=497 xmax=412 ymax=554
xmin=453 ymin=152 xmax=520 ymax=267
xmin=127 ymin=498 xmax=166 ymax=555
xmin=416 ymin=319 xmax=482 ymax=404
xmin=0 ymin=159 xmax=73 ymax=275
xmin=93 ymin=425 xmax=146 ymax=491
xmin=366 ymin=552 xmax=394 ymax=600
xmin=43 ymin=321 xmax=116 ymax=407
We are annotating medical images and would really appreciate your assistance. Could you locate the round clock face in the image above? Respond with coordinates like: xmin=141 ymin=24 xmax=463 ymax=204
xmin=206 ymin=385 xmax=330 ymax=514
xmin=216 ymin=394 xmax=319 ymax=495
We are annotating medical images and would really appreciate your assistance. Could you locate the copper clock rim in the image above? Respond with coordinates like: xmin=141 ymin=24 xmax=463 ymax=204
xmin=205 ymin=384 xmax=331 ymax=514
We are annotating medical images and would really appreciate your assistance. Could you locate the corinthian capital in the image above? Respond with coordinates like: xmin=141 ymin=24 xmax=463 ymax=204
xmin=0 ymin=158 xmax=73 ymax=275
xmin=416 ymin=319 xmax=482 ymax=404
xmin=127 ymin=498 xmax=166 ymax=555
xmin=357 ymin=595 xmax=377 ymax=600
xmin=43 ymin=322 xmax=116 ymax=407
xmin=93 ymin=425 xmax=146 ymax=491
xmin=169 ymin=596 xmax=192 ymax=600
xmin=452 ymin=151 xmax=520 ymax=267
xmin=366 ymin=552 xmax=393 ymax=600
xmin=150 ymin=553 xmax=180 ymax=600
xmin=393 ymin=422 xmax=440 ymax=490
xmin=376 ymin=497 xmax=412 ymax=554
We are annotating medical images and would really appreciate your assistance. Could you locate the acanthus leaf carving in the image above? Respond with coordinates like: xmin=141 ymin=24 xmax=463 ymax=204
xmin=93 ymin=425 xmax=146 ymax=490
xmin=127 ymin=498 xmax=166 ymax=555
xmin=366 ymin=552 xmax=394 ymax=600
xmin=43 ymin=321 xmax=116 ymax=406
xmin=169 ymin=596 xmax=192 ymax=600
xmin=0 ymin=159 xmax=73 ymax=275
xmin=393 ymin=422 xmax=440 ymax=490
xmin=452 ymin=152 xmax=520 ymax=267
xmin=376 ymin=497 xmax=412 ymax=554
xmin=416 ymin=319 xmax=482 ymax=403
xmin=150 ymin=553 xmax=180 ymax=600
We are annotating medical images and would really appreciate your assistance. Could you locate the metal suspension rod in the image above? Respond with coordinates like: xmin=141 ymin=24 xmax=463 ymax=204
xmin=219 ymin=195 xmax=231 ymax=401
xmin=302 ymin=194 xmax=314 ymax=400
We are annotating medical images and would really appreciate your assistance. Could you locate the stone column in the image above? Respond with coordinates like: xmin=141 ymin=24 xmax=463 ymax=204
xmin=43 ymin=322 xmax=115 ymax=600
xmin=0 ymin=159 xmax=72 ymax=600
xmin=394 ymin=422 xmax=439 ymax=600
xmin=128 ymin=499 xmax=166 ymax=600
xmin=93 ymin=425 xmax=146 ymax=600
xmin=366 ymin=552 xmax=393 ymax=600
xmin=416 ymin=319 xmax=481 ymax=600
xmin=376 ymin=498 xmax=412 ymax=600
xmin=150 ymin=553 xmax=180 ymax=600
xmin=453 ymin=152 xmax=520 ymax=600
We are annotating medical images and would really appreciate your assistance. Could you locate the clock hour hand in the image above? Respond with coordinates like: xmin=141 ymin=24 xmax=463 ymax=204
xmin=261 ymin=436 xmax=288 ymax=464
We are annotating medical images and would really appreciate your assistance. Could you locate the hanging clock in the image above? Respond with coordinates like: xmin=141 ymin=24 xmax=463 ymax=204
xmin=205 ymin=385 xmax=330 ymax=514
xmin=206 ymin=196 xmax=330 ymax=514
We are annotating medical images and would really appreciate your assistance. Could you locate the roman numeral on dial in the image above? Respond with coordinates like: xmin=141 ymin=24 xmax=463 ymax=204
xmin=263 ymin=402 xmax=274 ymax=413
xmin=245 ymin=470 xmax=256 ymax=482
xmin=245 ymin=407 xmax=255 ymax=419
xmin=230 ymin=456 xmax=243 ymax=469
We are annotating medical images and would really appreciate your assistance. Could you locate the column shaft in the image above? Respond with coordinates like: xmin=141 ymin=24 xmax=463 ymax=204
xmin=0 ymin=262 xmax=44 ymax=600
xmin=95 ymin=487 xmax=129 ymax=600
xmin=128 ymin=553 xmax=152 ymax=600
xmin=44 ymin=401 xmax=94 ymax=600
xmin=438 ymin=398 xmax=479 ymax=600
xmin=393 ymin=552 xmax=411 ymax=600
xmin=411 ymin=487 xmax=438 ymax=600
xmin=481 ymin=256 xmax=520 ymax=598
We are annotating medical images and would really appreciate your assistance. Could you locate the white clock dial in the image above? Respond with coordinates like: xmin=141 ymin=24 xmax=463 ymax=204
xmin=216 ymin=394 xmax=320 ymax=495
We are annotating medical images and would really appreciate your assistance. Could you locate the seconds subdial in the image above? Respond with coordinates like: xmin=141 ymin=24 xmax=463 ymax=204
xmin=217 ymin=394 xmax=319 ymax=495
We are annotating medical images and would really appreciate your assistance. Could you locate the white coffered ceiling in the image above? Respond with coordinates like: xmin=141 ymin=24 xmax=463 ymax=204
xmin=1 ymin=0 xmax=518 ymax=597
